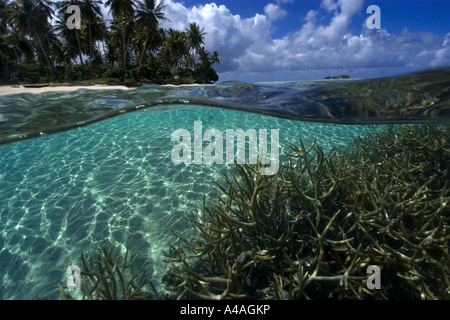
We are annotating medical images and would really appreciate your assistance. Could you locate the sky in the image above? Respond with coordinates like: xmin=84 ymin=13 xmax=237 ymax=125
xmin=119 ymin=0 xmax=450 ymax=82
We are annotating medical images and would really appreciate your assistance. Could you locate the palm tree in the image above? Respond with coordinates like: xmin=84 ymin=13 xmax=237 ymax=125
xmin=79 ymin=0 xmax=103 ymax=62
xmin=134 ymin=0 xmax=168 ymax=72
xmin=55 ymin=1 xmax=86 ymax=68
xmin=9 ymin=0 xmax=56 ymax=77
xmin=105 ymin=17 xmax=134 ymax=68
xmin=197 ymin=46 xmax=209 ymax=64
xmin=0 ymin=0 xmax=15 ymax=61
xmin=3 ymin=0 xmax=220 ymax=84
xmin=105 ymin=0 xmax=135 ymax=76
xmin=1 ymin=31 xmax=23 ymax=64
xmin=210 ymin=50 xmax=220 ymax=66
xmin=104 ymin=21 xmax=120 ymax=67
xmin=1 ymin=1 xmax=22 ymax=82
xmin=54 ymin=13 xmax=85 ymax=66
xmin=88 ymin=14 xmax=108 ymax=60
xmin=0 ymin=0 xmax=10 ymax=36
xmin=185 ymin=22 xmax=205 ymax=55
xmin=161 ymin=28 xmax=188 ymax=69
xmin=105 ymin=0 xmax=134 ymax=19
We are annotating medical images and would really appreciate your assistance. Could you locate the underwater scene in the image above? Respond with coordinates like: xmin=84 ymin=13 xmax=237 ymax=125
xmin=0 ymin=69 xmax=449 ymax=300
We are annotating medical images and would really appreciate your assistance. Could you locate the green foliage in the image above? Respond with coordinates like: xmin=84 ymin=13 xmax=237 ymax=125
xmin=0 ymin=51 xmax=19 ymax=83
xmin=20 ymin=61 xmax=40 ymax=83
xmin=65 ymin=65 xmax=85 ymax=81
xmin=325 ymin=75 xmax=351 ymax=79
xmin=194 ymin=63 xmax=219 ymax=84
xmin=1 ymin=0 xmax=220 ymax=85
xmin=104 ymin=67 xmax=125 ymax=79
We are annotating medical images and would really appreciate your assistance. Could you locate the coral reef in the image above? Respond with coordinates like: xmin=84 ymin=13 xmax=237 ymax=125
xmin=59 ymin=239 xmax=155 ymax=300
xmin=164 ymin=124 xmax=449 ymax=300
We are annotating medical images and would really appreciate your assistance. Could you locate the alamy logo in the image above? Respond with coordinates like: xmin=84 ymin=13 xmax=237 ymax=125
xmin=366 ymin=265 xmax=381 ymax=290
xmin=66 ymin=264 xmax=81 ymax=289
xmin=171 ymin=121 xmax=280 ymax=175
xmin=366 ymin=5 xmax=381 ymax=30
xmin=66 ymin=5 xmax=81 ymax=30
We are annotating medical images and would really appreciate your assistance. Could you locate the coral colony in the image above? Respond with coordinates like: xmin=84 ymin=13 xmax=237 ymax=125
xmin=59 ymin=240 xmax=155 ymax=300
xmin=61 ymin=124 xmax=449 ymax=300
xmin=165 ymin=125 xmax=449 ymax=300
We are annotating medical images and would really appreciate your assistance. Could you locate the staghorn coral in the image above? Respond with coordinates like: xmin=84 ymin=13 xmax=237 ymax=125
xmin=338 ymin=125 xmax=450 ymax=299
xmin=164 ymin=124 xmax=449 ymax=300
xmin=59 ymin=239 xmax=155 ymax=300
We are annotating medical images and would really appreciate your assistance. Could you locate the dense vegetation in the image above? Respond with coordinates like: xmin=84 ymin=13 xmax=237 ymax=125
xmin=0 ymin=0 xmax=220 ymax=85
xmin=324 ymin=75 xmax=350 ymax=80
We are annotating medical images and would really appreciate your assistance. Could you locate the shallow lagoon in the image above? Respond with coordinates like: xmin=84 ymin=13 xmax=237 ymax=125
xmin=0 ymin=105 xmax=379 ymax=299
xmin=0 ymin=70 xmax=448 ymax=299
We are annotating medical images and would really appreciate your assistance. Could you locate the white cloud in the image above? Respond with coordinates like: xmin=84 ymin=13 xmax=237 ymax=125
xmin=276 ymin=0 xmax=294 ymax=4
xmin=161 ymin=1 xmax=272 ymax=72
xmin=264 ymin=4 xmax=287 ymax=21
xmin=431 ymin=32 xmax=450 ymax=67
xmin=159 ymin=0 xmax=450 ymax=81
xmin=320 ymin=0 xmax=339 ymax=12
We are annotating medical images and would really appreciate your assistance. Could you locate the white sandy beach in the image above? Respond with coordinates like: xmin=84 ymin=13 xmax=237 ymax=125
xmin=0 ymin=84 xmax=134 ymax=96
xmin=0 ymin=83 xmax=213 ymax=96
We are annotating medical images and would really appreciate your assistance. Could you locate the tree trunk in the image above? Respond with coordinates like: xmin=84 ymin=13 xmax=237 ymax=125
xmin=75 ymin=29 xmax=85 ymax=68
xmin=138 ymin=33 xmax=149 ymax=73
xmin=34 ymin=31 xmax=54 ymax=78
xmin=89 ymin=24 xmax=93 ymax=62
xmin=121 ymin=22 xmax=127 ymax=78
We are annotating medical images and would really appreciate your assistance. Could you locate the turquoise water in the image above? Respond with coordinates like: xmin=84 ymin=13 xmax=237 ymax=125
xmin=0 ymin=104 xmax=376 ymax=299
xmin=1 ymin=69 xmax=449 ymax=147
xmin=1 ymin=69 xmax=449 ymax=299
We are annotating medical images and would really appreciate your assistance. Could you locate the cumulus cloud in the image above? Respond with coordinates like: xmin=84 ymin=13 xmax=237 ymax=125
xmin=431 ymin=32 xmax=450 ymax=67
xmin=161 ymin=1 xmax=271 ymax=73
xmin=264 ymin=3 xmax=287 ymax=21
xmin=160 ymin=0 xmax=450 ymax=81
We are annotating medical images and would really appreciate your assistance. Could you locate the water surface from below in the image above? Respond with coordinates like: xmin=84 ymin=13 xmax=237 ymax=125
xmin=0 ymin=107 xmax=377 ymax=299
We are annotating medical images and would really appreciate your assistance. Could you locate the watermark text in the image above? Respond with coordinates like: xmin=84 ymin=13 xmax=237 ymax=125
xmin=366 ymin=265 xmax=381 ymax=290
xmin=366 ymin=5 xmax=381 ymax=30
xmin=66 ymin=5 xmax=81 ymax=30
xmin=171 ymin=121 xmax=280 ymax=175
xmin=66 ymin=264 xmax=81 ymax=289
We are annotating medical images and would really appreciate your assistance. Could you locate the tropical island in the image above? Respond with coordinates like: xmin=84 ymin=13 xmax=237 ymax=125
xmin=0 ymin=0 xmax=220 ymax=86
xmin=324 ymin=75 xmax=350 ymax=80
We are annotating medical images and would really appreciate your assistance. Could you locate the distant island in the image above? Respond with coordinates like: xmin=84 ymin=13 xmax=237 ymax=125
xmin=0 ymin=0 xmax=220 ymax=86
xmin=324 ymin=75 xmax=351 ymax=80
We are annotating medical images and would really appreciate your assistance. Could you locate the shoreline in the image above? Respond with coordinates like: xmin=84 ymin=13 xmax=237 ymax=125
xmin=0 ymin=79 xmax=351 ymax=96
xmin=0 ymin=82 xmax=212 ymax=96
xmin=0 ymin=83 xmax=133 ymax=96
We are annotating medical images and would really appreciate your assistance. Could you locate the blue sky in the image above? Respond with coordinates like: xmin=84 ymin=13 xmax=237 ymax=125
xmin=109 ymin=0 xmax=450 ymax=82
xmin=181 ymin=0 xmax=450 ymax=37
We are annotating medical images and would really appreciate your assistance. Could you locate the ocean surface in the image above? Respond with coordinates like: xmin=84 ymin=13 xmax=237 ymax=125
xmin=0 ymin=69 xmax=449 ymax=299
